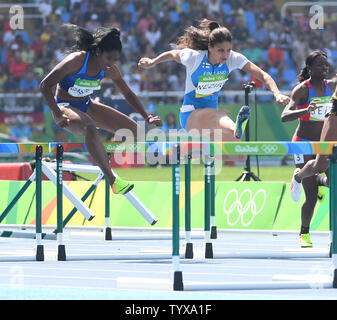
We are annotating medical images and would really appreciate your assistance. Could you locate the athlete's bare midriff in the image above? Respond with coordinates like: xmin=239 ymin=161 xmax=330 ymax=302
xmin=296 ymin=120 xmax=324 ymax=141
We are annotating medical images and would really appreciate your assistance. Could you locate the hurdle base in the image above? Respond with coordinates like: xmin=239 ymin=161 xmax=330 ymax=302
xmin=173 ymin=271 xmax=184 ymax=291
xmin=205 ymin=242 xmax=213 ymax=259
xmin=185 ymin=242 xmax=193 ymax=259
xmin=57 ymin=245 xmax=66 ymax=261
xmin=105 ymin=227 xmax=112 ymax=241
xmin=210 ymin=226 xmax=217 ymax=239
xmin=333 ymin=269 xmax=337 ymax=288
xmin=36 ymin=245 xmax=44 ymax=261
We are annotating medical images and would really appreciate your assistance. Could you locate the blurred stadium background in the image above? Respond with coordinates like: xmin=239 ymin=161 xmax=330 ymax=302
xmin=0 ymin=0 xmax=336 ymax=172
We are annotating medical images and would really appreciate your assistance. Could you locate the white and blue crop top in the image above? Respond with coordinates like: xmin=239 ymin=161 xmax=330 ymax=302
xmin=179 ymin=48 xmax=249 ymax=110
xmin=58 ymin=51 xmax=105 ymax=98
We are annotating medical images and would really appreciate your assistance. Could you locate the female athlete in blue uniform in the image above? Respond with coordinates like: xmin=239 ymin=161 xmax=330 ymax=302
xmin=281 ymin=51 xmax=335 ymax=247
xmin=138 ymin=19 xmax=289 ymax=156
xmin=40 ymin=24 xmax=162 ymax=195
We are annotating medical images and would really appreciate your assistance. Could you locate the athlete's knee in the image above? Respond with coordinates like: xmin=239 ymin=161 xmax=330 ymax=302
xmin=73 ymin=119 xmax=96 ymax=136
xmin=312 ymin=158 xmax=329 ymax=174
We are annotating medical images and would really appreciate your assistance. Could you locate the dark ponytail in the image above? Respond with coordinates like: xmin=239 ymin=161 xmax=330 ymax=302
xmin=177 ymin=18 xmax=232 ymax=50
xmin=63 ymin=24 xmax=122 ymax=54
xmin=297 ymin=50 xmax=327 ymax=82
xmin=297 ymin=65 xmax=311 ymax=82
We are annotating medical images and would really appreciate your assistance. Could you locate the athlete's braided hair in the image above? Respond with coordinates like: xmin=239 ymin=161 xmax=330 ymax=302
xmin=63 ymin=23 xmax=122 ymax=54
xmin=176 ymin=18 xmax=232 ymax=50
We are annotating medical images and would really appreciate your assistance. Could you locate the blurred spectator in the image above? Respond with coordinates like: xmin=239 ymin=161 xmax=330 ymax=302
xmin=207 ymin=0 xmax=221 ymax=16
xmin=279 ymin=25 xmax=293 ymax=52
xmin=2 ymin=74 xmax=19 ymax=93
xmin=124 ymin=67 xmax=142 ymax=95
xmin=86 ymin=13 xmax=100 ymax=32
xmin=2 ymin=74 xmax=19 ymax=108
xmin=37 ymin=0 xmax=53 ymax=17
xmin=3 ymin=29 xmax=16 ymax=47
xmin=145 ymin=23 xmax=162 ymax=50
xmin=0 ymin=38 xmax=8 ymax=66
xmin=9 ymin=52 xmax=28 ymax=80
xmin=323 ymin=23 xmax=336 ymax=49
xmin=162 ymin=113 xmax=179 ymax=132
xmin=281 ymin=8 xmax=297 ymax=29
xmin=231 ymin=19 xmax=248 ymax=43
xmin=253 ymin=19 xmax=269 ymax=49
xmin=267 ymin=40 xmax=285 ymax=72
xmin=19 ymin=71 xmax=40 ymax=93
xmin=40 ymin=24 xmax=53 ymax=43
xmin=142 ymin=94 xmax=157 ymax=114
xmin=298 ymin=9 xmax=310 ymax=33
xmin=30 ymin=33 xmax=44 ymax=60
xmin=242 ymin=39 xmax=262 ymax=64
xmin=0 ymin=65 xmax=8 ymax=93
xmin=21 ymin=43 xmax=36 ymax=65
xmin=137 ymin=12 xmax=156 ymax=33
xmin=11 ymin=115 xmax=32 ymax=142
xmin=292 ymin=33 xmax=309 ymax=72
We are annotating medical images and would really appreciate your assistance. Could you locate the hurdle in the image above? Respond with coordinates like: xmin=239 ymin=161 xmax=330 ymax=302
xmin=0 ymin=142 xmax=164 ymax=261
xmin=0 ymin=142 xmax=196 ymax=262
xmin=44 ymin=161 xmax=158 ymax=228
xmin=171 ymin=141 xmax=337 ymax=291
xmin=0 ymin=143 xmax=159 ymax=243
xmin=0 ymin=145 xmax=45 ymax=261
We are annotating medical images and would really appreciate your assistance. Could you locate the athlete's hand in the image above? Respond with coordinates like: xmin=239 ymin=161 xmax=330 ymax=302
xmin=146 ymin=114 xmax=162 ymax=126
xmin=138 ymin=57 xmax=155 ymax=69
xmin=53 ymin=112 xmax=70 ymax=128
xmin=275 ymin=93 xmax=290 ymax=106
xmin=307 ymin=98 xmax=322 ymax=112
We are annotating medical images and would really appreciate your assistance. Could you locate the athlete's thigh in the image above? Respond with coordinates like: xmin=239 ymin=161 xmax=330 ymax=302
xmin=313 ymin=116 xmax=337 ymax=172
xmin=59 ymin=105 xmax=95 ymax=136
xmin=87 ymin=99 xmax=138 ymax=137
xmin=320 ymin=116 xmax=337 ymax=141
xmin=186 ymin=108 xmax=234 ymax=136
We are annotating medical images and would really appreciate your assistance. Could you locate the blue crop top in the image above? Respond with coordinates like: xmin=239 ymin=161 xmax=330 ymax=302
xmin=297 ymin=79 xmax=332 ymax=122
xmin=58 ymin=51 xmax=105 ymax=98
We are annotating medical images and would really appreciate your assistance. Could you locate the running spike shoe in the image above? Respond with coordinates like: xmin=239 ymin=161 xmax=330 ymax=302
xmin=317 ymin=186 xmax=326 ymax=203
xmin=299 ymin=233 xmax=313 ymax=248
xmin=290 ymin=168 xmax=302 ymax=202
xmin=234 ymin=105 xmax=251 ymax=139
xmin=112 ymin=177 xmax=134 ymax=195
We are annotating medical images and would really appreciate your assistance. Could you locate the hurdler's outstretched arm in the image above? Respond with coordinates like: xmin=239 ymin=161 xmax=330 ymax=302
xmin=138 ymin=50 xmax=182 ymax=69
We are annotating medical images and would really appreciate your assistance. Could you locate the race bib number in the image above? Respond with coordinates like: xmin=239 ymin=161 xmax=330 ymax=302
xmin=309 ymin=96 xmax=331 ymax=121
xmin=195 ymin=74 xmax=228 ymax=98
xmin=68 ymin=78 xmax=101 ymax=97
xmin=294 ymin=153 xmax=304 ymax=164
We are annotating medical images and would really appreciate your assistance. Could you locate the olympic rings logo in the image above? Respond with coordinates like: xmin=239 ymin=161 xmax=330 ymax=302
xmin=223 ymin=188 xmax=267 ymax=226
xmin=261 ymin=144 xmax=278 ymax=154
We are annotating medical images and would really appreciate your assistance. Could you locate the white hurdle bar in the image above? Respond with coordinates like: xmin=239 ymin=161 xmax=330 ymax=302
xmin=64 ymin=252 xmax=185 ymax=261
xmin=210 ymin=249 xmax=330 ymax=259
xmin=42 ymin=162 xmax=95 ymax=221
xmin=46 ymin=162 xmax=158 ymax=225
xmin=182 ymin=280 xmax=333 ymax=291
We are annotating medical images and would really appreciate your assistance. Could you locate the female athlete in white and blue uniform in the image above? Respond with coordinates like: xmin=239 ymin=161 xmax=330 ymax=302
xmin=138 ymin=19 xmax=289 ymax=154
xmin=40 ymin=24 xmax=162 ymax=195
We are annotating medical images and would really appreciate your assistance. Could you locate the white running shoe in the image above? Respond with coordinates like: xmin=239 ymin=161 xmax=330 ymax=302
xmin=290 ymin=168 xmax=302 ymax=202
